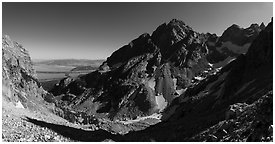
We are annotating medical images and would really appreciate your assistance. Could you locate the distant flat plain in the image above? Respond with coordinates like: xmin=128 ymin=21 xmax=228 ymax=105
xmin=33 ymin=59 xmax=104 ymax=91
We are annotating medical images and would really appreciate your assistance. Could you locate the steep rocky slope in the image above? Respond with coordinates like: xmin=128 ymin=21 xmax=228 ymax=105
xmin=118 ymin=19 xmax=273 ymax=142
xmin=2 ymin=35 xmax=76 ymax=142
xmin=189 ymin=91 xmax=272 ymax=142
xmin=2 ymin=35 xmax=51 ymax=110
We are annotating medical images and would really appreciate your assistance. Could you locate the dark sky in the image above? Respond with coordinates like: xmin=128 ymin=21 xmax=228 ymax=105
xmin=2 ymin=2 xmax=273 ymax=60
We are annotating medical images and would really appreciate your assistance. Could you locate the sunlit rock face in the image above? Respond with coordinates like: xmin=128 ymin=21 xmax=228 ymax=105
xmin=2 ymin=35 xmax=50 ymax=110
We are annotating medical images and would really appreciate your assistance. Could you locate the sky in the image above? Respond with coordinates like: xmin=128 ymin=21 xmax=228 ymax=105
xmin=2 ymin=2 xmax=273 ymax=60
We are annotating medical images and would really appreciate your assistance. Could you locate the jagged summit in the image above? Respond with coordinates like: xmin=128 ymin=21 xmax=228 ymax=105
xmin=167 ymin=19 xmax=193 ymax=33
xmin=169 ymin=18 xmax=186 ymax=25
xmin=217 ymin=20 xmax=273 ymax=101
xmin=151 ymin=19 xmax=195 ymax=49
xmin=206 ymin=21 xmax=264 ymax=64
xmin=218 ymin=23 xmax=259 ymax=46
xmin=260 ymin=22 xmax=266 ymax=30
xmin=245 ymin=19 xmax=272 ymax=69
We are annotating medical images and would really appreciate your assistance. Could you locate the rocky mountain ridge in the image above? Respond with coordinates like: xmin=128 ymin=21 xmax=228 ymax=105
xmin=118 ymin=18 xmax=273 ymax=142
xmin=50 ymin=19 xmax=213 ymax=120
xmin=50 ymin=19 xmax=267 ymax=123
xmin=206 ymin=22 xmax=265 ymax=65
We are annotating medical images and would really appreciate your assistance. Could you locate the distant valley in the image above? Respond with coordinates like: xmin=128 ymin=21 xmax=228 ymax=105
xmin=33 ymin=59 xmax=104 ymax=91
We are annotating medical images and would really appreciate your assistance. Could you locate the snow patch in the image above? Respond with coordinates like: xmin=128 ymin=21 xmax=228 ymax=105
xmin=15 ymin=101 xmax=25 ymax=109
xmin=208 ymin=62 xmax=213 ymax=67
xmin=176 ymin=88 xmax=186 ymax=96
xmin=155 ymin=95 xmax=168 ymax=111
xmin=119 ymin=113 xmax=162 ymax=124
xmin=194 ymin=76 xmax=204 ymax=81
xmin=148 ymin=78 xmax=156 ymax=91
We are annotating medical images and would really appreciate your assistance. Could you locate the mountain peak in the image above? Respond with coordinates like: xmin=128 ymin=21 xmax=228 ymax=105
xmin=167 ymin=18 xmax=193 ymax=31
xmin=250 ymin=23 xmax=259 ymax=26
xmin=245 ymin=20 xmax=273 ymax=68
xmin=260 ymin=22 xmax=266 ymax=30
xmin=151 ymin=19 xmax=195 ymax=52
xmin=168 ymin=19 xmax=186 ymax=26
xmin=228 ymin=24 xmax=242 ymax=30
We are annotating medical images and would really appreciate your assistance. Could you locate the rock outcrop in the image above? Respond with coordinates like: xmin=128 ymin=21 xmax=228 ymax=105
xmin=2 ymin=35 xmax=52 ymax=110
xmin=189 ymin=91 xmax=272 ymax=142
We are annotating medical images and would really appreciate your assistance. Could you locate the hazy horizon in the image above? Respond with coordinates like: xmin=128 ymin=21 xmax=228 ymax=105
xmin=32 ymin=58 xmax=106 ymax=61
xmin=3 ymin=2 xmax=273 ymax=60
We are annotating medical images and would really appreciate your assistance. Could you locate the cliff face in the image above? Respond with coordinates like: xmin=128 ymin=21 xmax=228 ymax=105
xmin=2 ymin=35 xmax=50 ymax=110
